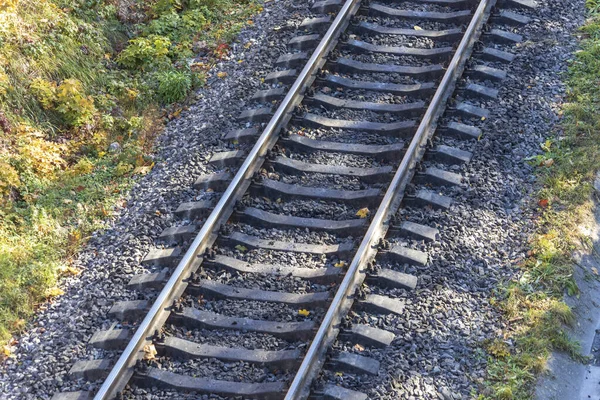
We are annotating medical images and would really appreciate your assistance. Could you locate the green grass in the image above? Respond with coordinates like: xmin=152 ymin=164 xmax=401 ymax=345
xmin=481 ymin=2 xmax=600 ymax=398
xmin=0 ymin=0 xmax=260 ymax=345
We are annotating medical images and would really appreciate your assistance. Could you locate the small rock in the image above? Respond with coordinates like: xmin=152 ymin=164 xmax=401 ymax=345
xmin=108 ymin=142 xmax=122 ymax=153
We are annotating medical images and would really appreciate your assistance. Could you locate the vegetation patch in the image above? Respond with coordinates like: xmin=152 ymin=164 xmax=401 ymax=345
xmin=0 ymin=0 xmax=260 ymax=344
xmin=481 ymin=1 xmax=600 ymax=398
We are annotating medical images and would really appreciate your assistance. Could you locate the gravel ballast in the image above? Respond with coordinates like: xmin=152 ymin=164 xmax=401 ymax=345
xmin=0 ymin=0 xmax=313 ymax=397
xmin=0 ymin=0 xmax=588 ymax=398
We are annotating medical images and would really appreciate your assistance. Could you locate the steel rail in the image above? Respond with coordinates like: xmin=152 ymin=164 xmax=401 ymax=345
xmin=284 ymin=0 xmax=497 ymax=397
xmin=93 ymin=0 xmax=361 ymax=398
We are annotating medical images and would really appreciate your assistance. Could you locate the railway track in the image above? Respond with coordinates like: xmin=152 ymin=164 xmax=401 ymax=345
xmin=51 ymin=0 xmax=533 ymax=398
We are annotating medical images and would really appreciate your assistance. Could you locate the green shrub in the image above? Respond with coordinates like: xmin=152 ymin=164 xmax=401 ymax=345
xmin=145 ymin=12 xmax=183 ymax=38
xmin=117 ymin=35 xmax=171 ymax=69
xmin=156 ymin=69 xmax=191 ymax=103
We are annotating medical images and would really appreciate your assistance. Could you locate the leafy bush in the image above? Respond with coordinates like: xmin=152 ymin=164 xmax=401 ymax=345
xmin=0 ymin=160 xmax=20 ymax=198
xmin=55 ymin=79 xmax=96 ymax=127
xmin=117 ymin=35 xmax=171 ymax=69
xmin=17 ymin=126 xmax=66 ymax=176
xmin=31 ymin=78 xmax=96 ymax=127
xmin=156 ymin=69 xmax=191 ymax=103
xmin=30 ymin=78 xmax=57 ymax=110
xmin=145 ymin=12 xmax=183 ymax=38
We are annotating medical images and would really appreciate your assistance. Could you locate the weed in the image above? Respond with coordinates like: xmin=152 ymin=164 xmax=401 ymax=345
xmin=156 ymin=69 xmax=192 ymax=104
xmin=117 ymin=36 xmax=172 ymax=69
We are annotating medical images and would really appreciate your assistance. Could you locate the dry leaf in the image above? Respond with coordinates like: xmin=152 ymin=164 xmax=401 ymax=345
xmin=133 ymin=165 xmax=153 ymax=175
xmin=235 ymin=245 xmax=248 ymax=252
xmin=58 ymin=265 xmax=81 ymax=276
xmin=414 ymin=25 xmax=423 ymax=30
xmin=298 ymin=309 xmax=310 ymax=317
xmin=143 ymin=344 xmax=158 ymax=360
xmin=217 ymin=71 xmax=228 ymax=78
xmin=538 ymin=199 xmax=549 ymax=208
xmin=356 ymin=207 xmax=370 ymax=218
xmin=542 ymin=158 xmax=554 ymax=167
xmin=171 ymin=108 xmax=182 ymax=119
xmin=353 ymin=343 xmax=365 ymax=351
xmin=334 ymin=261 xmax=347 ymax=268
xmin=335 ymin=372 xmax=343 ymax=377
xmin=592 ymin=267 xmax=598 ymax=276
xmin=46 ymin=287 xmax=64 ymax=297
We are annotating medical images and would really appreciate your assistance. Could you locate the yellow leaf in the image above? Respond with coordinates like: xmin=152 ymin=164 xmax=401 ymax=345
xmin=244 ymin=41 xmax=253 ymax=49
xmin=356 ymin=207 xmax=370 ymax=218
xmin=353 ymin=343 xmax=365 ymax=351
xmin=133 ymin=165 xmax=152 ymax=175
xmin=334 ymin=261 xmax=347 ymax=268
xmin=58 ymin=265 xmax=81 ymax=276
xmin=592 ymin=267 xmax=598 ymax=276
xmin=217 ymin=71 xmax=228 ymax=78
xmin=481 ymin=116 xmax=486 ymax=121
xmin=298 ymin=309 xmax=310 ymax=317
xmin=2 ymin=345 xmax=14 ymax=358
xmin=235 ymin=245 xmax=248 ymax=252
xmin=143 ymin=344 xmax=158 ymax=360
xmin=335 ymin=372 xmax=343 ymax=377
xmin=414 ymin=25 xmax=423 ymax=30
xmin=46 ymin=287 xmax=64 ymax=297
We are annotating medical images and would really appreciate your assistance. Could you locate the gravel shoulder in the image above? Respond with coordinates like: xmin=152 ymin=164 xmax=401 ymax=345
xmin=0 ymin=0 xmax=309 ymax=397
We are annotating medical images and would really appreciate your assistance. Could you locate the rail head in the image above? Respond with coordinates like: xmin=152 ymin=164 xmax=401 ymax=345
xmin=283 ymin=0 xmax=498 ymax=398
xmin=93 ymin=0 xmax=362 ymax=398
